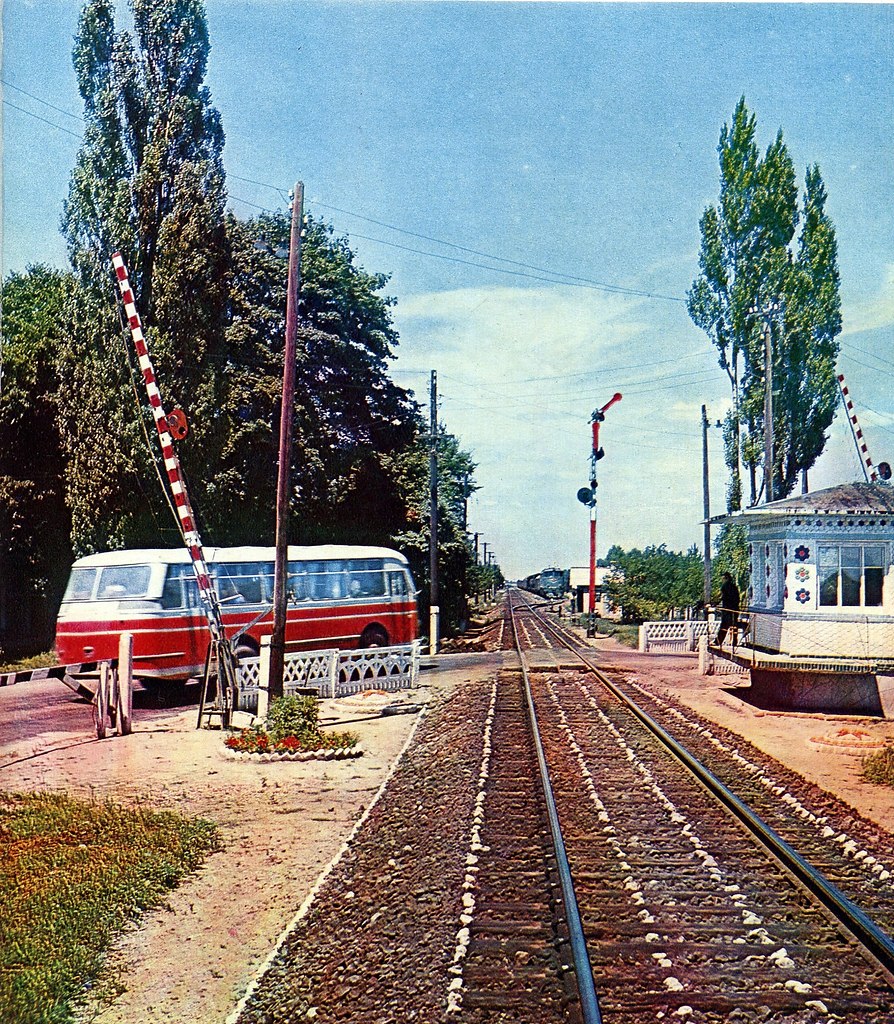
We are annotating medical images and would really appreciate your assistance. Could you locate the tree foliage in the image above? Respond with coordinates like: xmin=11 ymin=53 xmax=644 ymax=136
xmin=604 ymin=544 xmax=704 ymax=623
xmin=0 ymin=267 xmax=73 ymax=609
xmin=388 ymin=429 xmax=479 ymax=634
xmin=60 ymin=0 xmax=230 ymax=554
xmin=225 ymin=212 xmax=420 ymax=546
xmin=711 ymin=523 xmax=749 ymax=603
xmin=688 ymin=97 xmax=841 ymax=509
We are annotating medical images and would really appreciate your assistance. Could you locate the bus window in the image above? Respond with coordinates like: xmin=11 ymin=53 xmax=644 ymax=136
xmin=349 ymin=568 xmax=386 ymax=597
xmin=213 ymin=562 xmax=264 ymax=604
xmin=161 ymin=564 xmax=198 ymax=609
xmin=64 ymin=567 xmax=97 ymax=601
xmin=324 ymin=561 xmax=346 ymax=600
xmin=287 ymin=562 xmax=308 ymax=601
xmin=161 ymin=570 xmax=182 ymax=609
xmin=303 ymin=562 xmax=325 ymax=600
xmin=388 ymin=571 xmax=407 ymax=597
xmin=98 ymin=564 xmax=151 ymax=599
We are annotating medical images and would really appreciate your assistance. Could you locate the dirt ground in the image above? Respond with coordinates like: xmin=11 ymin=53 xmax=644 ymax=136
xmin=0 ymin=658 xmax=491 ymax=1024
xmin=2 ymin=641 xmax=893 ymax=1023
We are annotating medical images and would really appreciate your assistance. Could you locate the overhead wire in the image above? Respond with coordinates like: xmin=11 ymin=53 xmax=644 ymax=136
xmin=10 ymin=78 xmax=689 ymax=308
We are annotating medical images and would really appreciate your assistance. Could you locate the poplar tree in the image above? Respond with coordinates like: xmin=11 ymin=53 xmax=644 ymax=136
xmin=60 ymin=0 xmax=229 ymax=553
xmin=688 ymin=98 xmax=841 ymax=509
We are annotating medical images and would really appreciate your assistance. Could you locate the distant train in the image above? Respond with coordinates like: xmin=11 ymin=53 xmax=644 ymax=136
xmin=521 ymin=567 xmax=568 ymax=600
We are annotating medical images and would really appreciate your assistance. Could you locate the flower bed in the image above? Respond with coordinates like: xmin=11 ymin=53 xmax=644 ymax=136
xmin=223 ymin=694 xmax=361 ymax=763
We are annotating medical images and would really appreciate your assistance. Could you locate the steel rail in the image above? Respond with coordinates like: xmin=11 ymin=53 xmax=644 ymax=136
xmin=524 ymin=597 xmax=894 ymax=981
xmin=506 ymin=589 xmax=603 ymax=1024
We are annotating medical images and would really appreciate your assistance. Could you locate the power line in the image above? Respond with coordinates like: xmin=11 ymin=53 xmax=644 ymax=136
xmin=390 ymin=347 xmax=711 ymax=387
xmin=2 ymin=80 xmax=84 ymax=122
xmin=3 ymin=99 xmax=82 ymax=139
xmin=841 ymin=343 xmax=894 ymax=376
xmin=309 ymin=197 xmax=684 ymax=302
xmin=230 ymin=172 xmax=686 ymax=303
xmin=10 ymin=80 xmax=686 ymax=306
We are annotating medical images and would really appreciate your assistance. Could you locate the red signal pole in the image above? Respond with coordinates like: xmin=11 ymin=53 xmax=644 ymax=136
xmin=586 ymin=393 xmax=622 ymax=636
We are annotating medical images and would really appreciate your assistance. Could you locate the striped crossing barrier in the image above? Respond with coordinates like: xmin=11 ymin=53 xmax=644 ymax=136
xmin=837 ymin=373 xmax=879 ymax=483
xmin=0 ymin=661 xmax=107 ymax=700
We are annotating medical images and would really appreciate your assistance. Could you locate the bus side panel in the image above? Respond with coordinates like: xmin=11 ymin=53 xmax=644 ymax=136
xmin=55 ymin=609 xmax=211 ymax=679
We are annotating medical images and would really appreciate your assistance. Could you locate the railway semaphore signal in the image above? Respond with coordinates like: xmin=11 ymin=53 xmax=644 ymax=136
xmin=581 ymin=393 xmax=622 ymax=637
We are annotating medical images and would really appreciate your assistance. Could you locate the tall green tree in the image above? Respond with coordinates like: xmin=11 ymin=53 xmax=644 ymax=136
xmin=605 ymin=544 xmax=704 ymax=622
xmin=688 ymin=97 xmax=841 ymax=508
xmin=224 ymin=211 xmax=421 ymax=546
xmin=388 ymin=428 xmax=480 ymax=634
xmin=60 ymin=0 xmax=229 ymax=554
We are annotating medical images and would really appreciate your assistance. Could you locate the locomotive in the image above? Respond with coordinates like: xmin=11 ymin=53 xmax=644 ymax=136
xmin=521 ymin=567 xmax=568 ymax=599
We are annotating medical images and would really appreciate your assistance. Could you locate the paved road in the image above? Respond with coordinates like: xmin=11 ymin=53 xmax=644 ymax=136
xmin=0 ymin=677 xmax=191 ymax=772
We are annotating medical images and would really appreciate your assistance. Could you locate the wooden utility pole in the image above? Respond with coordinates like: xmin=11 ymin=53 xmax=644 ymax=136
xmin=269 ymin=182 xmax=304 ymax=700
xmin=701 ymin=405 xmax=716 ymax=609
xmin=429 ymin=370 xmax=439 ymax=654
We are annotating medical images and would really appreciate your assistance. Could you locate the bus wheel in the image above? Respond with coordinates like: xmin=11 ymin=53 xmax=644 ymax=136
xmin=235 ymin=641 xmax=259 ymax=662
xmin=360 ymin=626 xmax=388 ymax=649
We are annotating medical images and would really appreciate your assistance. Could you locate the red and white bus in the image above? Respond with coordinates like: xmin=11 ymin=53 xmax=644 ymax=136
xmin=56 ymin=545 xmax=418 ymax=681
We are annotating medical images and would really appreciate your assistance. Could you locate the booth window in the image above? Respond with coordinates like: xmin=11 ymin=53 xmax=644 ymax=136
xmin=819 ymin=545 xmax=885 ymax=607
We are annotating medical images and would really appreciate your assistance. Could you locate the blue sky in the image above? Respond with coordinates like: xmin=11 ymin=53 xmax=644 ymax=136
xmin=4 ymin=2 xmax=894 ymax=579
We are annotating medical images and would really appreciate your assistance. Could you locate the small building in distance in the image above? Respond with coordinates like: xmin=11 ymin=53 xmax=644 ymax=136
xmin=569 ymin=566 xmax=619 ymax=619
xmin=715 ymin=481 xmax=894 ymax=716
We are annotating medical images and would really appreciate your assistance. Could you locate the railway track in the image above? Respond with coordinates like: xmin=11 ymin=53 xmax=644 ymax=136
xmin=475 ymin=590 xmax=894 ymax=1021
xmin=236 ymin=594 xmax=894 ymax=1022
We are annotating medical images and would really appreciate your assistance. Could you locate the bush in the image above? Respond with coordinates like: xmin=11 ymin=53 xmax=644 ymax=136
xmin=266 ymin=694 xmax=320 ymax=743
xmin=862 ymin=745 xmax=894 ymax=787
xmin=0 ymin=792 xmax=219 ymax=1024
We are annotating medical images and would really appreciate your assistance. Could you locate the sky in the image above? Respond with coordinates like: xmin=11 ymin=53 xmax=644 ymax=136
xmin=4 ymin=1 xmax=894 ymax=580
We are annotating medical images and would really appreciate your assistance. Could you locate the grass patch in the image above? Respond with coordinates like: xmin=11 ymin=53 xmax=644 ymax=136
xmin=572 ymin=616 xmax=640 ymax=648
xmin=0 ymin=791 xmax=220 ymax=1024
xmin=0 ymin=651 xmax=59 ymax=675
xmin=862 ymin=745 xmax=894 ymax=787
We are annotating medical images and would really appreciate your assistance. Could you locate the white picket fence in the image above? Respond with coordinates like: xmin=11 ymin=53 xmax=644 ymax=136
xmin=237 ymin=640 xmax=421 ymax=715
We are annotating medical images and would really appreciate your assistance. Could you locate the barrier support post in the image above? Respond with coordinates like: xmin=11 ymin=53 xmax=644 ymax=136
xmin=96 ymin=663 xmax=110 ymax=739
xmin=258 ymin=636 xmax=272 ymax=721
xmin=329 ymin=651 xmax=339 ymax=699
xmin=117 ymin=633 xmax=133 ymax=735
xmin=698 ymin=634 xmax=711 ymax=676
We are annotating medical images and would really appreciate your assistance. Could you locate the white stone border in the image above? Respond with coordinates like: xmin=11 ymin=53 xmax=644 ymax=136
xmin=221 ymin=746 xmax=363 ymax=763
xmin=224 ymin=708 xmax=427 ymax=1024
xmin=445 ymin=678 xmax=498 ymax=1014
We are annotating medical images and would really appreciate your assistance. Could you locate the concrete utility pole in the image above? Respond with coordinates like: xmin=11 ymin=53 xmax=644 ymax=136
xmin=701 ymin=406 xmax=721 ymax=609
xmin=270 ymin=181 xmax=304 ymax=700
xmin=748 ymin=300 xmax=782 ymax=505
xmin=429 ymin=370 xmax=439 ymax=654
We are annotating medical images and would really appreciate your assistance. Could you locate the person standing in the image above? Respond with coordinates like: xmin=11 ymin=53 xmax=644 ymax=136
xmin=716 ymin=572 xmax=740 ymax=648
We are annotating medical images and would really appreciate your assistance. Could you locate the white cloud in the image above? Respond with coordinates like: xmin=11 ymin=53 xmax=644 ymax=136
xmin=392 ymin=284 xmax=728 ymax=577
xmin=843 ymin=263 xmax=894 ymax=336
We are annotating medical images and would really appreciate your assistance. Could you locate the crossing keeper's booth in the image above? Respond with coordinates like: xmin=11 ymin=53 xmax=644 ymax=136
xmin=712 ymin=482 xmax=894 ymax=717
